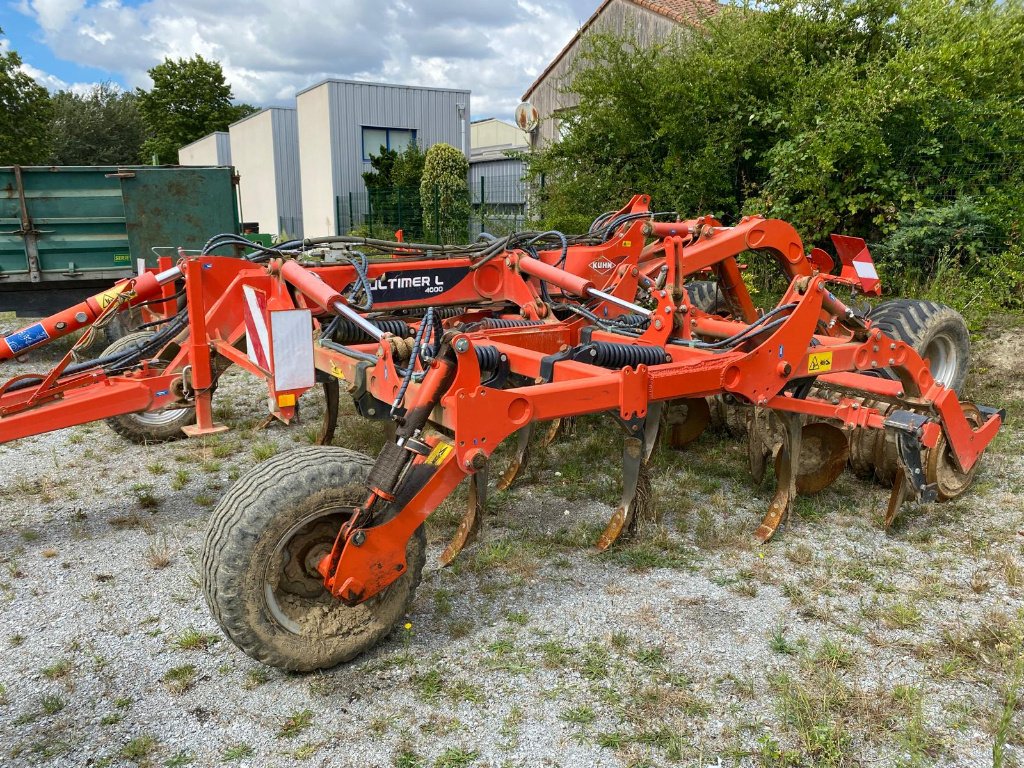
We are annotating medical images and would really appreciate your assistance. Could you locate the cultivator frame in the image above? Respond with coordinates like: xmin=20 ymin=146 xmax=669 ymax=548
xmin=0 ymin=195 xmax=1004 ymax=611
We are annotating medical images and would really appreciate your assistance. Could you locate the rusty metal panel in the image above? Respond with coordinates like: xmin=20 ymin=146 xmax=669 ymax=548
xmin=119 ymin=167 xmax=239 ymax=264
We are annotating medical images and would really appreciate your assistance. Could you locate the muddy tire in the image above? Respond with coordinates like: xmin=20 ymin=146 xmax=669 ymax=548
xmin=202 ymin=446 xmax=426 ymax=672
xmin=102 ymin=331 xmax=195 ymax=443
xmin=686 ymin=280 xmax=731 ymax=315
xmin=868 ymin=300 xmax=970 ymax=392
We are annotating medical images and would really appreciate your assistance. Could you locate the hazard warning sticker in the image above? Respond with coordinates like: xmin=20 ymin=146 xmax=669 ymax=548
xmin=807 ymin=351 xmax=833 ymax=373
xmin=426 ymin=442 xmax=453 ymax=466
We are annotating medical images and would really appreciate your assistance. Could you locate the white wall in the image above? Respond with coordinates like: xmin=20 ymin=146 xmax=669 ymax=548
xmin=178 ymin=132 xmax=230 ymax=165
xmin=230 ymin=112 xmax=279 ymax=235
xmin=297 ymin=84 xmax=336 ymax=237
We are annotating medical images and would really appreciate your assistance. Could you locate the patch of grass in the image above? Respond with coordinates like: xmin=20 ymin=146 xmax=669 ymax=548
xmin=770 ymin=670 xmax=851 ymax=767
xmin=537 ymin=639 xmax=576 ymax=668
xmin=172 ymin=627 xmax=218 ymax=651
xmin=9 ymin=633 xmax=25 ymax=647
xmin=41 ymin=658 xmax=73 ymax=680
xmin=814 ymin=639 xmax=854 ymax=670
xmin=883 ymin=602 xmax=924 ymax=630
xmin=993 ymin=643 xmax=1024 ymax=767
xmin=131 ymin=483 xmax=159 ymax=510
xmin=393 ymin=747 xmax=425 ymax=768
xmin=243 ymin=667 xmax=271 ymax=690
xmin=560 ymin=705 xmax=596 ymax=724
xmin=194 ymin=493 xmax=216 ymax=508
xmin=170 ymin=469 xmax=190 ymax=491
xmin=164 ymin=750 xmax=195 ymax=767
xmin=770 ymin=625 xmax=799 ymax=656
xmin=252 ymin=441 xmax=279 ymax=461
xmin=120 ymin=735 xmax=158 ymax=763
xmin=632 ymin=645 xmax=667 ymax=667
xmin=163 ymin=664 xmax=197 ymax=695
xmin=278 ymin=708 xmax=314 ymax=739
xmin=505 ymin=610 xmax=528 ymax=625
xmin=40 ymin=693 xmax=65 ymax=714
xmin=145 ymin=534 xmax=173 ymax=569
xmin=221 ymin=743 xmax=253 ymax=762
xmin=146 ymin=461 xmax=167 ymax=476
xmin=412 ymin=669 xmax=445 ymax=702
xmin=433 ymin=747 xmax=479 ymax=768
xmin=942 ymin=610 xmax=1023 ymax=671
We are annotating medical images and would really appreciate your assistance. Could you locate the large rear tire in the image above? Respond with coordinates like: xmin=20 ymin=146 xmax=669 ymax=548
xmin=202 ymin=446 xmax=426 ymax=672
xmin=101 ymin=331 xmax=195 ymax=443
xmin=686 ymin=280 xmax=731 ymax=316
xmin=867 ymin=300 xmax=971 ymax=392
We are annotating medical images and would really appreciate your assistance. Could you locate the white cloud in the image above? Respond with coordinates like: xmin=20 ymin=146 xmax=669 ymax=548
xmin=18 ymin=0 xmax=582 ymax=118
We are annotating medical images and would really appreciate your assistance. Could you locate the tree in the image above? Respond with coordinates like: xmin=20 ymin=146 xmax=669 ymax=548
xmin=529 ymin=0 xmax=1024 ymax=255
xmin=362 ymin=141 xmax=426 ymax=191
xmin=420 ymin=143 xmax=470 ymax=244
xmin=137 ymin=55 xmax=256 ymax=163
xmin=49 ymin=83 xmax=146 ymax=165
xmin=0 ymin=27 xmax=52 ymax=164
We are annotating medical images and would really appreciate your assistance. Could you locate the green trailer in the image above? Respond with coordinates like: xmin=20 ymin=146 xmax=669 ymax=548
xmin=0 ymin=165 xmax=240 ymax=291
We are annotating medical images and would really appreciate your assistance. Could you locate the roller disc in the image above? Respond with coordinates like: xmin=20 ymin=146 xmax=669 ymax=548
xmin=788 ymin=422 xmax=850 ymax=494
xmin=925 ymin=403 xmax=983 ymax=501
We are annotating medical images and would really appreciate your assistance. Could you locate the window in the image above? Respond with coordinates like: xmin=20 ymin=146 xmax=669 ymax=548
xmin=362 ymin=127 xmax=417 ymax=160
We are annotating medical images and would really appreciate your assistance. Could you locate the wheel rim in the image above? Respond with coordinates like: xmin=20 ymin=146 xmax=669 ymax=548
xmin=924 ymin=333 xmax=958 ymax=388
xmin=926 ymin=403 xmax=982 ymax=500
xmin=131 ymin=407 xmax=192 ymax=428
xmin=264 ymin=506 xmax=351 ymax=636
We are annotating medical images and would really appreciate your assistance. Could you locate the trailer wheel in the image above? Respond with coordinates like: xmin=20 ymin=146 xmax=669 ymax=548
xmin=202 ymin=446 xmax=426 ymax=672
xmin=686 ymin=280 xmax=731 ymax=316
xmin=101 ymin=331 xmax=195 ymax=443
xmin=868 ymin=300 xmax=970 ymax=392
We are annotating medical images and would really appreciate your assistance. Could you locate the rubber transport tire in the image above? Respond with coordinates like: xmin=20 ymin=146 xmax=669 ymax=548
xmin=867 ymin=300 xmax=970 ymax=393
xmin=202 ymin=446 xmax=426 ymax=672
xmin=686 ymin=280 xmax=731 ymax=316
xmin=101 ymin=331 xmax=195 ymax=443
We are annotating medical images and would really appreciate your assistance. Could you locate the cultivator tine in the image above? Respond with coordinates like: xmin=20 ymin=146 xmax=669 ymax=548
xmin=755 ymin=413 xmax=802 ymax=544
xmin=439 ymin=468 xmax=488 ymax=566
xmin=596 ymin=404 xmax=662 ymax=551
xmin=747 ymin=408 xmax=772 ymax=485
xmin=315 ymin=378 xmax=340 ymax=445
xmin=496 ymin=425 xmax=533 ymax=492
xmin=663 ymin=397 xmax=711 ymax=449
xmin=540 ymin=417 xmax=573 ymax=448
xmin=884 ymin=427 xmax=938 ymax=529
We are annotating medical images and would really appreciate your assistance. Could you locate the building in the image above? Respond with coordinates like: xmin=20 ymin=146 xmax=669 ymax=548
xmin=229 ymin=108 xmax=303 ymax=238
xmin=521 ymin=0 xmax=719 ymax=148
xmin=178 ymin=132 xmax=231 ymax=166
xmin=296 ymin=79 xmax=470 ymax=237
xmin=469 ymin=118 xmax=530 ymax=237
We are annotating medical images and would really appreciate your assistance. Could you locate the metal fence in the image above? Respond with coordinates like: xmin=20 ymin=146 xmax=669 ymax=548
xmin=336 ymin=177 xmax=532 ymax=242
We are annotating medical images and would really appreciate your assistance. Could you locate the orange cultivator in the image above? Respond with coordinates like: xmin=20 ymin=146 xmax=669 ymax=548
xmin=0 ymin=195 xmax=1003 ymax=670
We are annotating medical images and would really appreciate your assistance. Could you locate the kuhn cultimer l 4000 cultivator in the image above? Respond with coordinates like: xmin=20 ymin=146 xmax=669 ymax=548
xmin=0 ymin=196 xmax=1003 ymax=670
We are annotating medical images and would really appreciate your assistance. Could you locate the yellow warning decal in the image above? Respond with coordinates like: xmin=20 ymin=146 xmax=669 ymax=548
xmin=426 ymin=442 xmax=453 ymax=466
xmin=622 ymin=240 xmax=632 ymax=247
xmin=330 ymin=362 xmax=346 ymax=380
xmin=807 ymin=351 xmax=833 ymax=373
xmin=91 ymin=283 xmax=128 ymax=310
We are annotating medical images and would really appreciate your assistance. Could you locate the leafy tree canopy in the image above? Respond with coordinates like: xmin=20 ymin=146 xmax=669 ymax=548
xmin=49 ymin=82 xmax=146 ymax=165
xmin=0 ymin=26 xmax=53 ymax=164
xmin=137 ymin=55 xmax=256 ymax=163
xmin=529 ymin=0 xmax=1024 ymax=251
xmin=421 ymin=143 xmax=470 ymax=244
xmin=363 ymin=141 xmax=426 ymax=191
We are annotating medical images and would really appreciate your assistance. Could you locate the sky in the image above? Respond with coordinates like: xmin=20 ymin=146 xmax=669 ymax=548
xmin=1 ymin=0 xmax=601 ymax=120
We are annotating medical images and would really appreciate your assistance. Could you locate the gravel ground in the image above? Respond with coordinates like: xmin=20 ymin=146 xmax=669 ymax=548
xmin=0 ymin=316 xmax=1022 ymax=768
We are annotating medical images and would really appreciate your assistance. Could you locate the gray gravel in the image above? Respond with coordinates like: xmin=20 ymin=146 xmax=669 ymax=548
xmin=0 ymin=324 xmax=1022 ymax=767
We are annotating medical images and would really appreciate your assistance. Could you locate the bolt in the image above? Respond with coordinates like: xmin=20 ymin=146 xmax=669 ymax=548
xmin=873 ymin=345 xmax=879 ymax=352
xmin=55 ymin=321 xmax=66 ymax=330
xmin=631 ymin=268 xmax=639 ymax=277
xmin=889 ymin=358 xmax=895 ymax=365
xmin=664 ymin=306 xmax=671 ymax=314
xmin=352 ymin=530 xmax=366 ymax=546
xmin=454 ymin=338 xmax=470 ymax=353
xmin=654 ymin=319 xmax=663 ymax=330
xmin=75 ymin=311 xmax=88 ymax=323
xmin=470 ymin=450 xmax=488 ymax=470
xmin=505 ymin=258 xmax=512 ymax=267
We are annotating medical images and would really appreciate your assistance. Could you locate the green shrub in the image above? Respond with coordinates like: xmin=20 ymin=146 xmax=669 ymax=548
xmin=420 ymin=143 xmax=470 ymax=244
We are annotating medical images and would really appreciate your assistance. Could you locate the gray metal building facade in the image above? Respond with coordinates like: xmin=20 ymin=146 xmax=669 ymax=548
xmin=297 ymin=79 xmax=470 ymax=237
xmin=230 ymin=108 xmax=303 ymax=238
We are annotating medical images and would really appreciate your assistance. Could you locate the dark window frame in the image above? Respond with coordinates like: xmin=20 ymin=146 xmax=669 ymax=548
xmin=361 ymin=126 xmax=418 ymax=161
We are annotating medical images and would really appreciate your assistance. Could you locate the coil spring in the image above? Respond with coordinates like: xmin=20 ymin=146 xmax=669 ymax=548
xmin=480 ymin=318 xmax=542 ymax=329
xmin=475 ymin=345 xmax=502 ymax=370
xmin=611 ymin=314 xmax=650 ymax=329
xmin=583 ymin=341 xmax=668 ymax=368
xmin=330 ymin=317 xmax=413 ymax=343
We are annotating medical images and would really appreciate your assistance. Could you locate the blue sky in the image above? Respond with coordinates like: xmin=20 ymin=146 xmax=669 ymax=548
xmin=2 ymin=0 xmax=599 ymax=118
